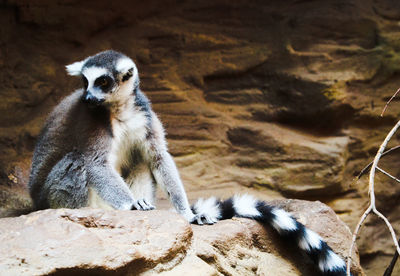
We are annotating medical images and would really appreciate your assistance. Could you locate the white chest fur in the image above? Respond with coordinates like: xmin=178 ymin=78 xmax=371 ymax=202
xmin=109 ymin=107 xmax=148 ymax=171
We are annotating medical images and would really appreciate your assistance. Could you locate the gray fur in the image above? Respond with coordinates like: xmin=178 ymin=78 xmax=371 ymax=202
xmin=44 ymin=152 xmax=87 ymax=208
xmin=29 ymin=50 xmax=198 ymax=222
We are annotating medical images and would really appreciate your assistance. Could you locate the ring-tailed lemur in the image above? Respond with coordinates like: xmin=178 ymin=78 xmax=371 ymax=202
xmin=28 ymin=50 xmax=349 ymax=276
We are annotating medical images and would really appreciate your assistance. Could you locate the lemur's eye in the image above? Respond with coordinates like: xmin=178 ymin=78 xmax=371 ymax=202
xmin=95 ymin=75 xmax=112 ymax=90
xmin=101 ymin=78 xmax=108 ymax=87
xmin=82 ymin=76 xmax=88 ymax=90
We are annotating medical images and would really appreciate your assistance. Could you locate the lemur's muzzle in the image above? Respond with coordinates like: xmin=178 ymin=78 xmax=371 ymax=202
xmin=82 ymin=90 xmax=105 ymax=107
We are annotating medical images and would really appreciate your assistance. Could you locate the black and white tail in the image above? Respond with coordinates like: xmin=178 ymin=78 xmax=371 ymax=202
xmin=191 ymin=194 xmax=349 ymax=276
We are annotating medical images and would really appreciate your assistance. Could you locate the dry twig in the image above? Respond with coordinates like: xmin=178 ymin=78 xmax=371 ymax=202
xmin=376 ymin=167 xmax=400 ymax=183
xmin=383 ymin=239 xmax=400 ymax=276
xmin=357 ymin=145 xmax=400 ymax=179
xmin=347 ymin=120 xmax=400 ymax=276
xmin=381 ymin=88 xmax=400 ymax=117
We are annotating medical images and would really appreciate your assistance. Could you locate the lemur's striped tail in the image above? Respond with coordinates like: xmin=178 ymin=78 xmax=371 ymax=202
xmin=191 ymin=194 xmax=349 ymax=276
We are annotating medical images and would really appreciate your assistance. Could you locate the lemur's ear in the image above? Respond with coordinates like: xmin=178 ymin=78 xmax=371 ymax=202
xmin=65 ymin=60 xmax=85 ymax=76
xmin=116 ymin=58 xmax=137 ymax=82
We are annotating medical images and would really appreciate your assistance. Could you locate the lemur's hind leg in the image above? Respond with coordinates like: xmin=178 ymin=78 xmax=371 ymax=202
xmin=44 ymin=152 xmax=88 ymax=209
xmin=125 ymin=162 xmax=156 ymax=210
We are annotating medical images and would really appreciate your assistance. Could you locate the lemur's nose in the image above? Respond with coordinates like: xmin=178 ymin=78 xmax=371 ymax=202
xmin=82 ymin=91 xmax=105 ymax=105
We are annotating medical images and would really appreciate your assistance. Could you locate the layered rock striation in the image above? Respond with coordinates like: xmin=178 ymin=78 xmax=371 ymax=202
xmin=0 ymin=0 xmax=400 ymax=273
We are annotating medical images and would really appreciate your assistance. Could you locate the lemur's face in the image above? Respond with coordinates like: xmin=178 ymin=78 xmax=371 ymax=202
xmin=66 ymin=50 xmax=138 ymax=107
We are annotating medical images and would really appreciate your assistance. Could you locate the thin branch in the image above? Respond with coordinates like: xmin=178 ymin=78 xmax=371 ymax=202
xmin=367 ymin=120 xmax=400 ymax=256
xmin=373 ymin=208 xmax=400 ymax=256
xmin=357 ymin=145 xmax=400 ymax=179
xmin=379 ymin=87 xmax=400 ymax=276
xmin=347 ymin=205 xmax=372 ymax=275
xmin=376 ymin=167 xmax=400 ymax=183
xmin=383 ymin=238 xmax=400 ymax=276
xmin=381 ymin=88 xmax=400 ymax=117
xmin=347 ymin=120 xmax=400 ymax=276
xmin=368 ymin=120 xmax=400 ymax=205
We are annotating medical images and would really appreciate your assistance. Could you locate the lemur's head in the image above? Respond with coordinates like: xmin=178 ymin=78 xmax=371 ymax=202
xmin=66 ymin=50 xmax=139 ymax=107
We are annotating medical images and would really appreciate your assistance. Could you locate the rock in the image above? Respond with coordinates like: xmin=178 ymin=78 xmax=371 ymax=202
xmin=0 ymin=200 xmax=363 ymax=275
xmin=0 ymin=209 xmax=192 ymax=275
xmin=188 ymin=199 xmax=363 ymax=276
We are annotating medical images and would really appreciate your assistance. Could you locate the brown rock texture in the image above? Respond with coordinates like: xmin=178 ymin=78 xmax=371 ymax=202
xmin=0 ymin=0 xmax=400 ymax=274
xmin=0 ymin=200 xmax=362 ymax=275
xmin=0 ymin=209 xmax=192 ymax=275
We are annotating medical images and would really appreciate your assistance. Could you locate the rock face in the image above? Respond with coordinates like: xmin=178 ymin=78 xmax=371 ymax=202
xmin=0 ymin=209 xmax=192 ymax=275
xmin=1 ymin=0 xmax=400 ymax=274
xmin=0 ymin=200 xmax=362 ymax=276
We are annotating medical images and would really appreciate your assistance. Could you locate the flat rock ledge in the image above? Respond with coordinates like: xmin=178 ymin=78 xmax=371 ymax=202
xmin=0 ymin=200 xmax=363 ymax=276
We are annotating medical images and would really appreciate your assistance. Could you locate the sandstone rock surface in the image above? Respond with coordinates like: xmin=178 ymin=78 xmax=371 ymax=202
xmin=0 ymin=200 xmax=362 ymax=275
xmin=0 ymin=209 xmax=192 ymax=275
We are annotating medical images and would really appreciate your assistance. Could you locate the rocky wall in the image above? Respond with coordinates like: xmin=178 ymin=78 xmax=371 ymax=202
xmin=1 ymin=0 xmax=400 ymax=274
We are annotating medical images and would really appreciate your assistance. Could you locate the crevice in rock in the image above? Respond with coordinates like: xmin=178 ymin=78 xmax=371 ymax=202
xmin=60 ymin=215 xmax=115 ymax=229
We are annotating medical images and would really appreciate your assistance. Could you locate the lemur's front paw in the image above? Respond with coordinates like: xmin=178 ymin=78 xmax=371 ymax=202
xmin=181 ymin=207 xmax=218 ymax=225
xmin=131 ymin=199 xmax=155 ymax=211
xmin=189 ymin=213 xmax=217 ymax=225
xmin=190 ymin=197 xmax=220 ymax=225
